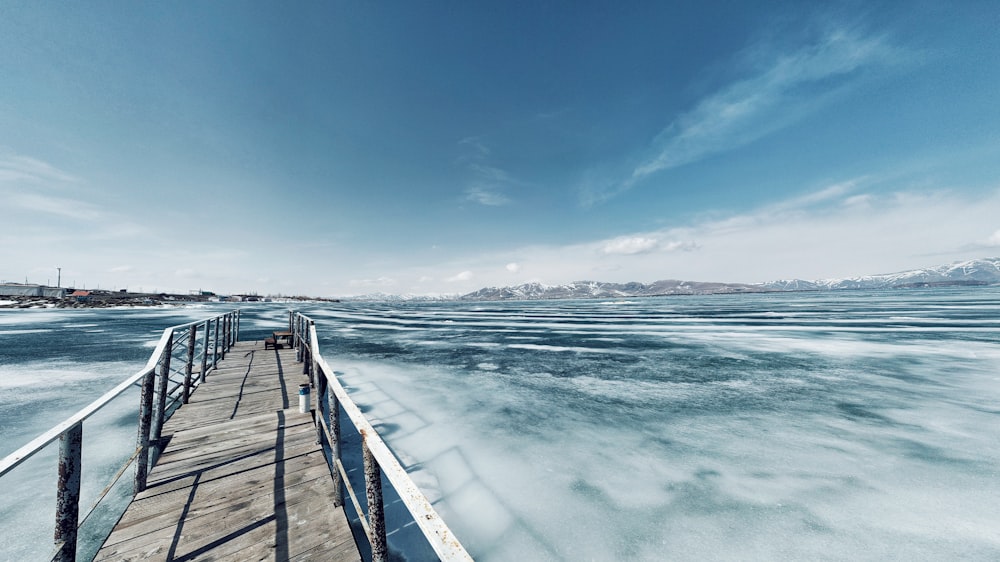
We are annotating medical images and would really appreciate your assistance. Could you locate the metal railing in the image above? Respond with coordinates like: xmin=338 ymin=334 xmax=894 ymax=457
xmin=290 ymin=311 xmax=473 ymax=562
xmin=0 ymin=310 xmax=241 ymax=562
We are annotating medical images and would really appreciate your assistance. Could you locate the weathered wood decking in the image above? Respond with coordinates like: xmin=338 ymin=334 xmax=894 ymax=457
xmin=95 ymin=341 xmax=360 ymax=562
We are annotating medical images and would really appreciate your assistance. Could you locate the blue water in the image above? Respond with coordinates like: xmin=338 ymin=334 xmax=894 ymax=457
xmin=2 ymin=288 xmax=1000 ymax=560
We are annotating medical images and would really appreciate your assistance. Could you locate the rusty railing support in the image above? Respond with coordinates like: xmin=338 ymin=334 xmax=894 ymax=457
xmin=151 ymin=333 xmax=172 ymax=442
xmin=328 ymin=387 xmax=343 ymax=506
xmin=363 ymin=438 xmax=388 ymax=562
xmin=135 ymin=369 xmax=156 ymax=493
xmin=54 ymin=422 xmax=83 ymax=562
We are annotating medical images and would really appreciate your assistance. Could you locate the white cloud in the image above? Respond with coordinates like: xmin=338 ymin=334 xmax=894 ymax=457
xmin=506 ymin=262 xmax=521 ymax=273
xmin=601 ymin=236 xmax=660 ymax=255
xmin=413 ymin=184 xmax=1000 ymax=291
xmin=843 ymin=194 xmax=873 ymax=208
xmin=584 ymin=28 xmax=903 ymax=205
xmin=600 ymin=236 xmax=696 ymax=255
xmin=109 ymin=265 xmax=133 ymax=273
xmin=446 ymin=270 xmax=473 ymax=282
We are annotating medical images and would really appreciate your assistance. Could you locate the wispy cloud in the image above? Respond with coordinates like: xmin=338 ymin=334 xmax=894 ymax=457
xmin=768 ymin=179 xmax=862 ymax=212
xmin=10 ymin=192 xmax=103 ymax=221
xmin=1 ymin=152 xmax=102 ymax=222
xmin=349 ymin=276 xmax=397 ymax=288
xmin=465 ymin=186 xmax=510 ymax=206
xmin=457 ymin=136 xmax=491 ymax=160
xmin=458 ymin=138 xmax=523 ymax=206
xmin=584 ymin=27 xmax=903 ymax=205
xmin=0 ymin=153 xmax=78 ymax=185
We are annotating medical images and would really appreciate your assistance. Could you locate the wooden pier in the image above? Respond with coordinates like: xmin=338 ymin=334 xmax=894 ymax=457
xmin=1 ymin=310 xmax=470 ymax=562
xmin=94 ymin=341 xmax=361 ymax=561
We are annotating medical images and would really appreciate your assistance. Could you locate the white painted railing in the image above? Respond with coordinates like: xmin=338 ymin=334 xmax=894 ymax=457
xmin=0 ymin=310 xmax=240 ymax=562
xmin=290 ymin=311 xmax=473 ymax=562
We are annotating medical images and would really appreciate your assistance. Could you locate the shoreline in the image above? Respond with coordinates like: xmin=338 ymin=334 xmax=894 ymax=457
xmin=0 ymin=295 xmax=186 ymax=309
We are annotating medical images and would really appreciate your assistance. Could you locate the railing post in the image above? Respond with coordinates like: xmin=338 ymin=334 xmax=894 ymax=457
xmin=152 ymin=332 xmax=173 ymax=442
xmin=310 ymin=322 xmax=318 ymax=388
xmin=213 ymin=318 xmax=220 ymax=369
xmin=328 ymin=385 xmax=343 ymax=506
xmin=235 ymin=310 xmax=241 ymax=342
xmin=293 ymin=314 xmax=299 ymax=360
xmin=183 ymin=324 xmax=197 ymax=404
xmin=200 ymin=320 xmax=210 ymax=383
xmin=54 ymin=422 xmax=83 ymax=562
xmin=222 ymin=315 xmax=229 ymax=357
xmin=135 ymin=368 xmax=156 ymax=493
xmin=363 ymin=438 xmax=388 ymax=562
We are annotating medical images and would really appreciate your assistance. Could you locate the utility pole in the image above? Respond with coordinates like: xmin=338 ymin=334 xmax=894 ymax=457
xmin=57 ymin=267 xmax=62 ymax=288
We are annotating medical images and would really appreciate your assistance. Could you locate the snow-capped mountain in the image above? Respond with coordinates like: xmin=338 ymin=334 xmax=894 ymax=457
xmin=459 ymin=258 xmax=1000 ymax=301
xmin=460 ymin=279 xmax=759 ymax=301
xmin=758 ymin=258 xmax=1000 ymax=291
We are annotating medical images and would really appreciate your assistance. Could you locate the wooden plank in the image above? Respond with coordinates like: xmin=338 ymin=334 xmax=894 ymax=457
xmin=95 ymin=342 xmax=360 ymax=562
xmin=98 ymin=471 xmax=346 ymax=560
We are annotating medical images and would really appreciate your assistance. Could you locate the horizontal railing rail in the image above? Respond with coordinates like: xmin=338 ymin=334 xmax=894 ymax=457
xmin=291 ymin=311 xmax=472 ymax=562
xmin=0 ymin=310 xmax=241 ymax=562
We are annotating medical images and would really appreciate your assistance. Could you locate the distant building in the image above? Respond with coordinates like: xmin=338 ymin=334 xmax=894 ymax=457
xmin=69 ymin=290 xmax=92 ymax=303
xmin=0 ymin=283 xmax=67 ymax=298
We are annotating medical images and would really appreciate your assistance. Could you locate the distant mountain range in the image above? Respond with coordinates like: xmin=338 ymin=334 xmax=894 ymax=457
xmin=459 ymin=279 xmax=761 ymax=301
xmin=459 ymin=258 xmax=1000 ymax=301
xmin=758 ymin=258 xmax=1000 ymax=292
xmin=342 ymin=258 xmax=1000 ymax=302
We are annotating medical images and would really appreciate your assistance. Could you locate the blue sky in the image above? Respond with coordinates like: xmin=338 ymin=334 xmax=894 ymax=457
xmin=3 ymin=1 xmax=1000 ymax=296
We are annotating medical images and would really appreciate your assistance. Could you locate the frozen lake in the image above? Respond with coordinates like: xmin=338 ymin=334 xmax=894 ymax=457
xmin=2 ymin=288 xmax=1000 ymax=560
